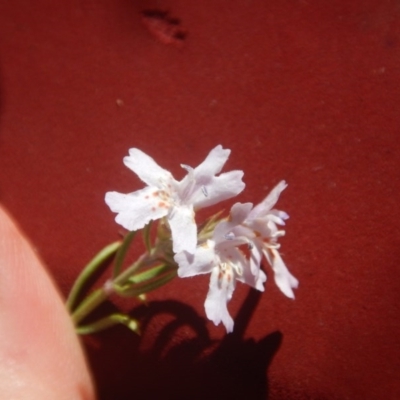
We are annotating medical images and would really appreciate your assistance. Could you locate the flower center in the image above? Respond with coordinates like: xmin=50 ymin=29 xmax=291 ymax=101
xmin=152 ymin=177 xmax=180 ymax=209
xmin=217 ymin=263 xmax=233 ymax=287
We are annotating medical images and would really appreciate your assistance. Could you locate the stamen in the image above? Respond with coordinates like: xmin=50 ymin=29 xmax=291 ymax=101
xmin=232 ymin=263 xmax=243 ymax=276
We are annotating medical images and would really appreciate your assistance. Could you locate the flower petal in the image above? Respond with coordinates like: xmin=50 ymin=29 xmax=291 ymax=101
xmin=204 ymin=266 xmax=235 ymax=333
xmin=249 ymin=240 xmax=264 ymax=276
xmin=177 ymin=145 xmax=230 ymax=204
xmin=175 ymin=242 xmax=215 ymax=277
xmin=248 ymin=180 xmax=287 ymax=219
xmin=213 ymin=202 xmax=253 ymax=242
xmin=191 ymin=170 xmax=245 ymax=209
xmin=238 ymin=263 xmax=266 ymax=292
xmin=193 ymin=145 xmax=231 ymax=178
xmin=123 ymin=148 xmax=174 ymax=187
xmin=266 ymin=248 xmax=299 ymax=299
xmin=250 ymin=217 xmax=275 ymax=238
xmin=168 ymin=205 xmax=197 ymax=253
xmin=105 ymin=187 xmax=169 ymax=231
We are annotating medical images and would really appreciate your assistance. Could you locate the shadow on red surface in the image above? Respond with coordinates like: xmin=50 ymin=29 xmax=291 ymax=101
xmin=86 ymin=289 xmax=282 ymax=400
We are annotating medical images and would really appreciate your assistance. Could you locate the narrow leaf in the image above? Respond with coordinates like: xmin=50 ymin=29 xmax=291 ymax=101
xmin=66 ymin=241 xmax=121 ymax=312
xmin=128 ymin=264 xmax=172 ymax=284
xmin=113 ymin=230 xmax=137 ymax=278
xmin=142 ymin=221 xmax=153 ymax=253
xmin=76 ymin=313 xmax=140 ymax=335
xmin=119 ymin=271 xmax=177 ymax=297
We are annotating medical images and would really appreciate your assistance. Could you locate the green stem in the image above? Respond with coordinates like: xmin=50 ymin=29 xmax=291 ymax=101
xmin=71 ymin=249 xmax=159 ymax=325
xmin=113 ymin=231 xmax=136 ymax=278
xmin=66 ymin=241 xmax=121 ymax=312
xmin=71 ymin=287 xmax=108 ymax=325
xmin=76 ymin=313 xmax=139 ymax=335
xmin=117 ymin=271 xmax=177 ymax=297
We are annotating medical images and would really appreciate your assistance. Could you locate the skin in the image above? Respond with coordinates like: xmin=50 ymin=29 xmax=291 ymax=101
xmin=0 ymin=206 xmax=95 ymax=400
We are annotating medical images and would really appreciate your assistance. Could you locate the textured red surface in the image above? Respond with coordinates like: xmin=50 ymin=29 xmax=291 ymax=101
xmin=0 ymin=1 xmax=399 ymax=399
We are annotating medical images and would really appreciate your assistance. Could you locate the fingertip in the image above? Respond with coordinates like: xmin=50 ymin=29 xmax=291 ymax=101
xmin=0 ymin=205 xmax=96 ymax=399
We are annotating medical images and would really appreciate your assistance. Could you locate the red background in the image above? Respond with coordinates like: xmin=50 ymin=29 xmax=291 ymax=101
xmin=0 ymin=1 xmax=399 ymax=399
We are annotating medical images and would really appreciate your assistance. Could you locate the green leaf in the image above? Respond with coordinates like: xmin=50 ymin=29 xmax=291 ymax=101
xmin=118 ymin=271 xmax=177 ymax=297
xmin=142 ymin=221 xmax=153 ymax=253
xmin=128 ymin=264 xmax=172 ymax=284
xmin=66 ymin=241 xmax=121 ymax=312
xmin=76 ymin=313 xmax=140 ymax=335
xmin=113 ymin=230 xmax=137 ymax=278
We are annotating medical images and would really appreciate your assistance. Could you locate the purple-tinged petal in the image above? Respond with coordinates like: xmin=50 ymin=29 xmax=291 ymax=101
xmin=270 ymin=210 xmax=289 ymax=222
xmin=228 ymin=202 xmax=253 ymax=225
xmin=225 ymin=244 xmax=265 ymax=291
xmin=177 ymin=145 xmax=230 ymax=203
xmin=238 ymin=264 xmax=266 ymax=292
xmin=248 ymin=180 xmax=287 ymax=219
xmin=175 ymin=242 xmax=215 ymax=277
xmin=193 ymin=145 xmax=231 ymax=178
xmin=191 ymin=170 xmax=245 ymax=209
xmin=213 ymin=203 xmax=253 ymax=242
xmin=204 ymin=266 xmax=235 ymax=333
xmin=105 ymin=187 xmax=169 ymax=231
xmin=256 ymin=270 xmax=267 ymax=291
xmin=267 ymin=213 xmax=287 ymax=226
xmin=249 ymin=240 xmax=264 ymax=276
xmin=123 ymin=148 xmax=174 ymax=187
xmin=266 ymin=248 xmax=299 ymax=299
xmin=249 ymin=218 xmax=274 ymax=238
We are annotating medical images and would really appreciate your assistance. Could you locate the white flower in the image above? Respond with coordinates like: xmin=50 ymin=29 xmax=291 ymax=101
xmin=175 ymin=203 xmax=266 ymax=333
xmin=105 ymin=145 xmax=245 ymax=254
xmin=232 ymin=181 xmax=299 ymax=299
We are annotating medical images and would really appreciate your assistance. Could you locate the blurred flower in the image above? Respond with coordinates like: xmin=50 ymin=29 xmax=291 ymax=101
xmin=232 ymin=181 xmax=299 ymax=299
xmin=175 ymin=203 xmax=266 ymax=333
xmin=175 ymin=182 xmax=298 ymax=332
